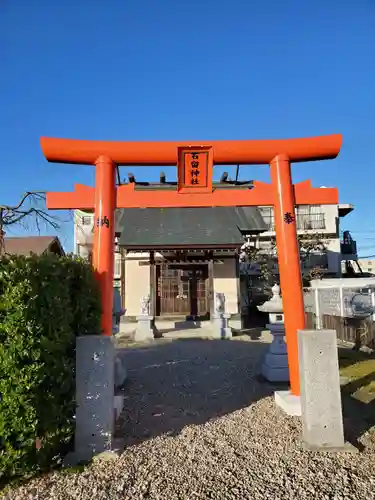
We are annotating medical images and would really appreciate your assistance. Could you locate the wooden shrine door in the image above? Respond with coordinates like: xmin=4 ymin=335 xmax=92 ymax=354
xmin=157 ymin=264 xmax=209 ymax=318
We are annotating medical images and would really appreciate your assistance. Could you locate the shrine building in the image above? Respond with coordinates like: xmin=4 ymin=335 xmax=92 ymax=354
xmin=73 ymin=179 xmax=267 ymax=325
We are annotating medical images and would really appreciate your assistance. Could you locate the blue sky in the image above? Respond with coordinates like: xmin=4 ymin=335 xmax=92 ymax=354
xmin=1 ymin=0 xmax=374 ymax=253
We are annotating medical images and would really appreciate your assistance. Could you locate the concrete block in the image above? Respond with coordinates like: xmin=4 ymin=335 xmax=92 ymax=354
xmin=116 ymin=320 xmax=136 ymax=338
xmin=274 ymin=390 xmax=302 ymax=416
xmin=212 ymin=313 xmax=232 ymax=339
xmin=75 ymin=335 xmax=115 ymax=462
xmin=298 ymin=329 xmax=346 ymax=450
xmin=134 ymin=315 xmax=155 ymax=341
xmin=229 ymin=316 xmax=242 ymax=332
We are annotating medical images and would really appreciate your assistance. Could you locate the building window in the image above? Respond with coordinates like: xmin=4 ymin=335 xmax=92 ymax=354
xmin=259 ymin=205 xmax=325 ymax=231
xmin=81 ymin=216 xmax=93 ymax=225
xmin=296 ymin=205 xmax=325 ymax=230
xmin=259 ymin=206 xmax=275 ymax=230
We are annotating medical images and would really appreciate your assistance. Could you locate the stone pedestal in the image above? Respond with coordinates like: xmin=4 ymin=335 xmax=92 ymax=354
xmin=212 ymin=313 xmax=232 ymax=339
xmin=134 ymin=315 xmax=154 ymax=342
xmin=257 ymin=284 xmax=289 ymax=383
xmin=212 ymin=292 xmax=232 ymax=339
xmin=261 ymin=323 xmax=289 ymax=382
xmin=298 ymin=329 xmax=354 ymax=452
xmin=228 ymin=314 xmax=242 ymax=332
xmin=74 ymin=336 xmax=115 ymax=463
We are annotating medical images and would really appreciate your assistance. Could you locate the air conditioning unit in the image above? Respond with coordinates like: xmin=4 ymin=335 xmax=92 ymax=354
xmin=114 ymin=255 xmax=122 ymax=279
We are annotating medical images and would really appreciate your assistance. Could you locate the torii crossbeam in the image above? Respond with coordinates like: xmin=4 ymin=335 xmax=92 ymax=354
xmin=41 ymin=133 xmax=342 ymax=396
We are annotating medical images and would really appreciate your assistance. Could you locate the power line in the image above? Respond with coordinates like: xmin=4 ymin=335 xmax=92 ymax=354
xmin=348 ymin=230 xmax=375 ymax=234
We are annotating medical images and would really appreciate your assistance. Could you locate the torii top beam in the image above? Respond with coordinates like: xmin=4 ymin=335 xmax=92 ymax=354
xmin=40 ymin=134 xmax=342 ymax=166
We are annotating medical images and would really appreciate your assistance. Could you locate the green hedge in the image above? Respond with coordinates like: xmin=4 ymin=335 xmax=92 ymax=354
xmin=0 ymin=254 xmax=101 ymax=484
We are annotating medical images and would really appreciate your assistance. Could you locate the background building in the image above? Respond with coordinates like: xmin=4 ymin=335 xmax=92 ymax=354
xmin=356 ymin=259 xmax=375 ymax=275
xmin=73 ymin=187 xmax=357 ymax=322
xmin=2 ymin=236 xmax=65 ymax=257
xmin=257 ymin=201 xmax=357 ymax=276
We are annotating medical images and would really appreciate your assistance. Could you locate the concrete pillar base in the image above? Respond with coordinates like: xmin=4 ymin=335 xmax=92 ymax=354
xmin=75 ymin=335 xmax=115 ymax=463
xmin=298 ymin=329 xmax=346 ymax=450
xmin=212 ymin=313 xmax=232 ymax=339
xmin=301 ymin=441 xmax=358 ymax=454
xmin=274 ymin=390 xmax=302 ymax=416
xmin=228 ymin=316 xmax=242 ymax=332
xmin=134 ymin=315 xmax=155 ymax=342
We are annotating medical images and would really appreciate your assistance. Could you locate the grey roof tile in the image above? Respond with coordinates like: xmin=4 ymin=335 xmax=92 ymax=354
xmin=116 ymin=207 xmax=266 ymax=248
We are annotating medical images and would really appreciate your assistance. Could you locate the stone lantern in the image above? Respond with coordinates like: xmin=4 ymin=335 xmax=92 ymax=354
xmin=212 ymin=292 xmax=232 ymax=339
xmin=134 ymin=294 xmax=155 ymax=341
xmin=257 ymin=284 xmax=289 ymax=382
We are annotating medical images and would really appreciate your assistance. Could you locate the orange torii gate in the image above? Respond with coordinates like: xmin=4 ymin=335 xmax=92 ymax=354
xmin=41 ymin=134 xmax=342 ymax=396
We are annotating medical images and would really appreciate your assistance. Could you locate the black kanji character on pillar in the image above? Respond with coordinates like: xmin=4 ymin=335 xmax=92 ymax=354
xmin=191 ymin=161 xmax=199 ymax=168
xmin=191 ymin=153 xmax=199 ymax=160
xmin=191 ymin=178 xmax=199 ymax=184
xmin=191 ymin=168 xmax=200 ymax=177
xmin=283 ymin=212 xmax=295 ymax=224
xmin=96 ymin=216 xmax=110 ymax=228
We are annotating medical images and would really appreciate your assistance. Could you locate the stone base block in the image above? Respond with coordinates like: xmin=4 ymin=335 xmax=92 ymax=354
xmin=116 ymin=320 xmax=136 ymax=338
xmin=264 ymin=352 xmax=289 ymax=368
xmin=229 ymin=317 xmax=242 ymax=331
xmin=301 ymin=441 xmax=358 ymax=454
xmin=134 ymin=315 xmax=155 ymax=342
xmin=274 ymin=390 xmax=302 ymax=416
xmin=75 ymin=335 xmax=115 ymax=463
xmin=212 ymin=327 xmax=232 ymax=340
xmin=298 ymin=329 xmax=346 ymax=449
xmin=212 ymin=314 xmax=232 ymax=339
xmin=262 ymin=363 xmax=289 ymax=382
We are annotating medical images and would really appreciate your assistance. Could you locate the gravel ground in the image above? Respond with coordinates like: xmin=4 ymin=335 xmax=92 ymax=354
xmin=4 ymin=338 xmax=375 ymax=500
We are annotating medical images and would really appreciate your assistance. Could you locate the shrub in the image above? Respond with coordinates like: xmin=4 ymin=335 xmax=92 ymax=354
xmin=0 ymin=254 xmax=101 ymax=484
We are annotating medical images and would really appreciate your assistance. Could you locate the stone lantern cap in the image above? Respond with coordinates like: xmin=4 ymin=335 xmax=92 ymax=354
xmin=257 ymin=284 xmax=283 ymax=314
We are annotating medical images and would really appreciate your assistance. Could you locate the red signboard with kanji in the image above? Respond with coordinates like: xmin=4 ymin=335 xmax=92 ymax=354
xmin=177 ymin=146 xmax=213 ymax=193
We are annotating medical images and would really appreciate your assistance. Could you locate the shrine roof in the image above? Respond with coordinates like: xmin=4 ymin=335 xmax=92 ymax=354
xmin=116 ymin=206 xmax=266 ymax=249
xmin=2 ymin=236 xmax=65 ymax=257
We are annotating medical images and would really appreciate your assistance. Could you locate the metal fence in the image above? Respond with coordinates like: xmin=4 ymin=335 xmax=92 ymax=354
xmin=304 ymin=285 xmax=375 ymax=349
xmin=262 ymin=213 xmax=326 ymax=231
xmin=305 ymin=311 xmax=375 ymax=348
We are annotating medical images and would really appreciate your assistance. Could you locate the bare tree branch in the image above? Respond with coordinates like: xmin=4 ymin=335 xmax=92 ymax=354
xmin=0 ymin=192 xmax=63 ymax=253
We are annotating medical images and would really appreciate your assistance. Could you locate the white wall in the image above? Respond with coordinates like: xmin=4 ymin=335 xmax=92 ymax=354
xmin=74 ymin=209 xmax=94 ymax=255
xmin=213 ymin=259 xmax=238 ymax=314
xmin=357 ymin=259 xmax=375 ymax=274
xmin=125 ymin=256 xmax=150 ymax=316
xmin=259 ymin=204 xmax=339 ymax=238
xmin=320 ymin=204 xmax=339 ymax=235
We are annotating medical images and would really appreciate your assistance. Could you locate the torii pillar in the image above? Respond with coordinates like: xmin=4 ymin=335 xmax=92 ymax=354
xmin=41 ymin=134 xmax=342 ymax=396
